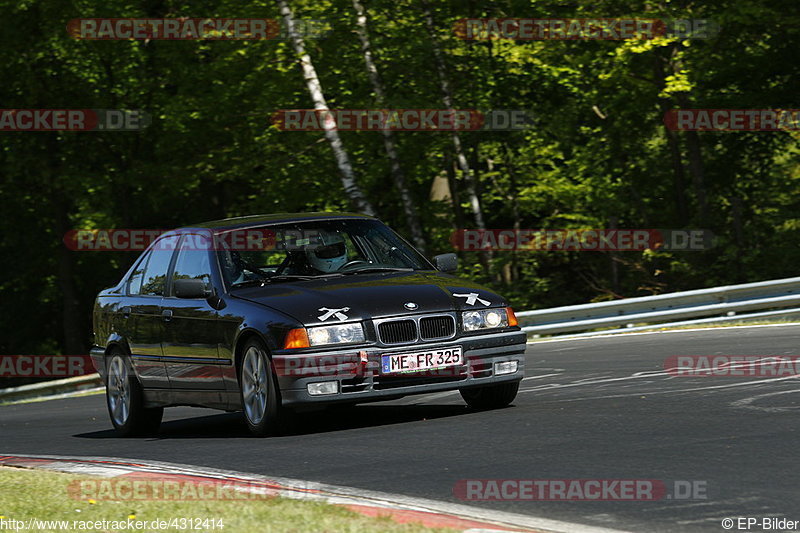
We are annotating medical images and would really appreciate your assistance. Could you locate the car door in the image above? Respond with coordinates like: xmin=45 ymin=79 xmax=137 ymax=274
xmin=124 ymin=236 xmax=179 ymax=388
xmin=160 ymin=234 xmax=225 ymax=390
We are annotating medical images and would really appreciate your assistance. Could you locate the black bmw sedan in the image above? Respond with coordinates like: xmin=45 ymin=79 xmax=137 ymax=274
xmin=91 ymin=213 xmax=526 ymax=436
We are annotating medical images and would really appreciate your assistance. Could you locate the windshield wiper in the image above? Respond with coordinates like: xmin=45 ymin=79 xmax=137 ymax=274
xmin=231 ymin=273 xmax=344 ymax=288
xmin=266 ymin=274 xmax=320 ymax=281
xmin=230 ymin=279 xmax=269 ymax=289
xmin=340 ymin=267 xmax=415 ymax=275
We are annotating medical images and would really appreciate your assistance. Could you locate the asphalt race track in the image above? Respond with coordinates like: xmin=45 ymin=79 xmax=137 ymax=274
xmin=3 ymin=325 xmax=800 ymax=532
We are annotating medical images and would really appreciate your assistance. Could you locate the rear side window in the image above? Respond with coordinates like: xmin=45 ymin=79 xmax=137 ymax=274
xmin=135 ymin=236 xmax=179 ymax=296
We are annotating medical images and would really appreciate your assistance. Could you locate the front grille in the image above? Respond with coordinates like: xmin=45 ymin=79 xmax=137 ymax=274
xmin=419 ymin=316 xmax=455 ymax=340
xmin=378 ymin=319 xmax=417 ymax=344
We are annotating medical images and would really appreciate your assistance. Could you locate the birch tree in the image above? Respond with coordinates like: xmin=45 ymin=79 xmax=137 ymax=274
xmin=352 ymin=0 xmax=426 ymax=252
xmin=421 ymin=0 xmax=486 ymax=232
xmin=278 ymin=0 xmax=376 ymax=216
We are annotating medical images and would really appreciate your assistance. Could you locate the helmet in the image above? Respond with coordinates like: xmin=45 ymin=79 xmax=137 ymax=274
xmin=306 ymin=232 xmax=347 ymax=273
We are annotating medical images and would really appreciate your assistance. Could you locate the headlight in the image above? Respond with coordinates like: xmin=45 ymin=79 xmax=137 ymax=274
xmin=463 ymin=311 xmax=483 ymax=331
xmin=461 ymin=308 xmax=509 ymax=332
xmin=306 ymin=323 xmax=365 ymax=346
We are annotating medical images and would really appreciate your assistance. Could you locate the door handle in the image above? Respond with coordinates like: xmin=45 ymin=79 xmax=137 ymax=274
xmin=121 ymin=306 xmax=132 ymax=318
xmin=162 ymin=309 xmax=173 ymax=322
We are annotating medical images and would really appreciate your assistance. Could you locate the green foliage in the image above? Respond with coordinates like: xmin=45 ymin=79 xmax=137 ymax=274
xmin=0 ymin=0 xmax=798 ymax=357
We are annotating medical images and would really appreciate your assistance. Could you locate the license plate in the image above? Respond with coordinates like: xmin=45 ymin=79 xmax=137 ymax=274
xmin=381 ymin=346 xmax=463 ymax=374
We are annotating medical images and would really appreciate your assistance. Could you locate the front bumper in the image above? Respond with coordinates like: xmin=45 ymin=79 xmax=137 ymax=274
xmin=273 ymin=330 xmax=526 ymax=406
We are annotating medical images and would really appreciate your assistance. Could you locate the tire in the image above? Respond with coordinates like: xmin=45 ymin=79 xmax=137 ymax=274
xmin=460 ymin=381 xmax=520 ymax=410
xmin=238 ymin=337 xmax=283 ymax=437
xmin=105 ymin=350 xmax=163 ymax=436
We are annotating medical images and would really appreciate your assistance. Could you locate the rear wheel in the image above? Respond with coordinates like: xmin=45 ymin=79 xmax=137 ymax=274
xmin=106 ymin=350 xmax=163 ymax=436
xmin=460 ymin=381 xmax=520 ymax=410
xmin=239 ymin=338 xmax=283 ymax=436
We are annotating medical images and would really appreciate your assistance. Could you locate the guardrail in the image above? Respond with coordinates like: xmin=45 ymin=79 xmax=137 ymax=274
xmin=517 ymin=276 xmax=800 ymax=336
xmin=3 ymin=277 xmax=800 ymax=402
xmin=0 ymin=374 xmax=102 ymax=404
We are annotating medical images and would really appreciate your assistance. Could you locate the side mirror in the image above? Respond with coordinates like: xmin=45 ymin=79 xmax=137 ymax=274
xmin=433 ymin=253 xmax=458 ymax=273
xmin=173 ymin=278 xmax=212 ymax=299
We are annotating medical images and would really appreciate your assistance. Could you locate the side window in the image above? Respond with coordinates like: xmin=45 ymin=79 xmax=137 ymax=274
xmin=140 ymin=236 xmax=179 ymax=296
xmin=171 ymin=235 xmax=213 ymax=294
xmin=127 ymin=250 xmax=151 ymax=295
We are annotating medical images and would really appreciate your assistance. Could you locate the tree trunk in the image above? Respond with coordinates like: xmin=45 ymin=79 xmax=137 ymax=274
xmin=653 ymin=53 xmax=689 ymax=222
xmin=278 ymin=0 xmax=376 ymax=216
xmin=730 ymin=194 xmax=745 ymax=281
xmin=609 ymin=216 xmax=620 ymax=295
xmin=421 ymin=0 xmax=486 ymax=232
xmin=665 ymin=126 xmax=690 ymax=221
xmin=681 ymin=117 xmax=709 ymax=224
xmin=41 ymin=134 xmax=86 ymax=356
xmin=501 ymin=145 xmax=522 ymax=283
xmin=670 ymin=44 xmax=708 ymax=224
xmin=351 ymin=0 xmax=426 ymax=252
xmin=51 ymin=187 xmax=85 ymax=356
xmin=444 ymin=152 xmax=466 ymax=229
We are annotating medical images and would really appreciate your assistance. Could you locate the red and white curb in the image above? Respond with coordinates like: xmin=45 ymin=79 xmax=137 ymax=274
xmin=0 ymin=454 xmax=628 ymax=533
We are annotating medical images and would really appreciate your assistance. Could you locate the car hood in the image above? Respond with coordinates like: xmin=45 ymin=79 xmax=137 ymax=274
xmin=231 ymin=271 xmax=508 ymax=326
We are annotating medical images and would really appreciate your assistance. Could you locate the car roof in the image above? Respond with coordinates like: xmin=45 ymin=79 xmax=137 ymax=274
xmin=179 ymin=212 xmax=376 ymax=232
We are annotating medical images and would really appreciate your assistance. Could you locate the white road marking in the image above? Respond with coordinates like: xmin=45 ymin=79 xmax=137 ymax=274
xmin=521 ymin=373 xmax=563 ymax=381
xmin=540 ymin=376 xmax=800 ymax=403
xmin=730 ymin=389 xmax=800 ymax=412
xmin=519 ymin=370 xmax=677 ymax=393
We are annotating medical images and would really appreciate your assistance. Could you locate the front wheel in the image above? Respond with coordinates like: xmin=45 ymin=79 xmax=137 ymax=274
xmin=106 ymin=351 xmax=163 ymax=436
xmin=460 ymin=381 xmax=520 ymax=410
xmin=239 ymin=339 xmax=283 ymax=436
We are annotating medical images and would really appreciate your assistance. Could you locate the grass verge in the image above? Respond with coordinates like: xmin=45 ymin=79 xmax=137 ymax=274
xmin=0 ymin=466 xmax=458 ymax=533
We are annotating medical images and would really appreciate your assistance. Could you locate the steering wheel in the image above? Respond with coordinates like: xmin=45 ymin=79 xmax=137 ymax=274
xmin=240 ymin=258 xmax=271 ymax=279
xmin=339 ymin=260 xmax=368 ymax=271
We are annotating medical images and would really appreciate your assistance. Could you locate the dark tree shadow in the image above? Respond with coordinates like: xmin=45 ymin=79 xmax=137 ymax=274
xmin=75 ymin=402 xmax=495 ymax=439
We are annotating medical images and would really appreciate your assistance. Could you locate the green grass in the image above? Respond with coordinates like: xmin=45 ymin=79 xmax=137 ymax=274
xmin=0 ymin=467 xmax=458 ymax=533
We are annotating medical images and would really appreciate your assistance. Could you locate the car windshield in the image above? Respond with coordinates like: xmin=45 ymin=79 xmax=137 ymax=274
xmin=217 ymin=218 xmax=432 ymax=288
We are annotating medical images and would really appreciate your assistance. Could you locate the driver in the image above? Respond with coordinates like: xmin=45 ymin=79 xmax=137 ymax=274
xmin=306 ymin=232 xmax=348 ymax=273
